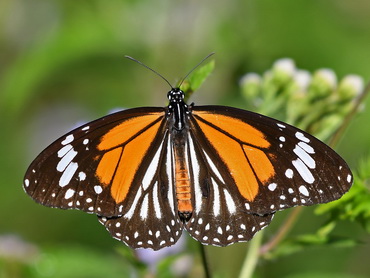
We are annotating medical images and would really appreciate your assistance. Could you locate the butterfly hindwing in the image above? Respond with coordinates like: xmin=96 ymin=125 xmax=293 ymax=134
xmin=190 ymin=106 xmax=353 ymax=216
xmin=98 ymin=130 xmax=183 ymax=250
xmin=23 ymin=107 xmax=166 ymax=217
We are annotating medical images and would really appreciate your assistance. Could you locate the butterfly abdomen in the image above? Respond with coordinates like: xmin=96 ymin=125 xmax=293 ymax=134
xmin=173 ymin=136 xmax=193 ymax=221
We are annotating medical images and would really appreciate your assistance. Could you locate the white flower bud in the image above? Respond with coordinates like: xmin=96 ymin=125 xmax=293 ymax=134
xmin=341 ymin=74 xmax=364 ymax=96
xmin=239 ymin=73 xmax=261 ymax=86
xmin=273 ymin=58 xmax=296 ymax=76
xmin=294 ymin=70 xmax=311 ymax=91
xmin=315 ymin=69 xmax=337 ymax=89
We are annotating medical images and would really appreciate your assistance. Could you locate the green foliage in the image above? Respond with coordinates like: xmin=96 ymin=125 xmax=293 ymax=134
xmin=316 ymin=157 xmax=370 ymax=233
xmin=0 ymin=245 xmax=131 ymax=278
xmin=180 ymin=59 xmax=215 ymax=103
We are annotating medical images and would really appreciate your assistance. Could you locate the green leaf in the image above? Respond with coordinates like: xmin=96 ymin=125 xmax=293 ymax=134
xmin=179 ymin=59 xmax=215 ymax=102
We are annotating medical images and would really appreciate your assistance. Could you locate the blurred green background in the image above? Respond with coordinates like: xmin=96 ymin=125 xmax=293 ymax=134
xmin=1 ymin=0 xmax=370 ymax=277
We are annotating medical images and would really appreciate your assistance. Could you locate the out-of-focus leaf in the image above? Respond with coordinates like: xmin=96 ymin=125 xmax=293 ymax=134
xmin=180 ymin=59 xmax=215 ymax=102
xmin=24 ymin=245 xmax=130 ymax=278
xmin=264 ymin=233 xmax=359 ymax=260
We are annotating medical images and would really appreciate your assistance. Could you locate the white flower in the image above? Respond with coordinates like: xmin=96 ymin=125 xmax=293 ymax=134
xmin=341 ymin=74 xmax=364 ymax=96
xmin=273 ymin=58 xmax=296 ymax=76
xmin=294 ymin=70 xmax=311 ymax=91
xmin=316 ymin=69 xmax=337 ymax=88
xmin=239 ymin=73 xmax=261 ymax=86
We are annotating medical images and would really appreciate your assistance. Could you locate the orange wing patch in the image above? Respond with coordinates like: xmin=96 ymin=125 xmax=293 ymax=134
xmin=96 ymin=147 xmax=123 ymax=185
xmin=98 ymin=113 xmax=163 ymax=151
xmin=194 ymin=113 xmax=275 ymax=201
xmin=193 ymin=112 xmax=270 ymax=148
xmin=243 ymin=146 xmax=274 ymax=184
xmin=95 ymin=114 xmax=163 ymax=203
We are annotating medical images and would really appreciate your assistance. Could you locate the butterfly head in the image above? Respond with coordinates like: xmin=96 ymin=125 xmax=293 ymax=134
xmin=167 ymin=88 xmax=185 ymax=104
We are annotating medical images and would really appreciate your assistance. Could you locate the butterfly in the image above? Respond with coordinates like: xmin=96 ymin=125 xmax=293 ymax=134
xmin=23 ymin=56 xmax=353 ymax=250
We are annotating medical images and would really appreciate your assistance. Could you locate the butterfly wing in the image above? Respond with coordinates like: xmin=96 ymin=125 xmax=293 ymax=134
xmin=23 ymin=107 xmax=184 ymax=249
xmin=97 ymin=132 xmax=184 ymax=250
xmin=189 ymin=106 xmax=353 ymax=217
xmin=182 ymin=105 xmax=353 ymax=246
xmin=184 ymin=130 xmax=274 ymax=246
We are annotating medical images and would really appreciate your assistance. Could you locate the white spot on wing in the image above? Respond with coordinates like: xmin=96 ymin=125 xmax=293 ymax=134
xmin=298 ymin=141 xmax=315 ymax=154
xmin=295 ymin=132 xmax=310 ymax=143
xmin=166 ymin=136 xmax=176 ymax=215
xmin=57 ymin=148 xmax=78 ymax=172
xmin=142 ymin=141 xmax=164 ymax=190
xmin=211 ymin=178 xmax=221 ymax=216
xmin=347 ymin=174 xmax=352 ymax=183
xmin=204 ymin=151 xmax=225 ymax=183
xmin=153 ymin=182 xmax=162 ymax=219
xmin=124 ymin=187 xmax=143 ymax=219
xmin=189 ymin=135 xmax=202 ymax=214
xmin=64 ymin=188 xmax=75 ymax=199
xmin=24 ymin=179 xmax=30 ymax=187
xmin=78 ymin=172 xmax=86 ymax=181
xmin=292 ymin=158 xmax=315 ymax=184
xmin=268 ymin=183 xmax=277 ymax=191
xmin=59 ymin=162 xmax=78 ymax=187
xmin=299 ymin=185 xmax=310 ymax=196
xmin=285 ymin=169 xmax=294 ymax=179
xmin=94 ymin=185 xmax=103 ymax=194
xmin=140 ymin=195 xmax=149 ymax=219
xmin=294 ymin=145 xmax=315 ymax=169
xmin=224 ymin=189 xmax=236 ymax=214
xmin=61 ymin=134 xmax=74 ymax=145
xmin=58 ymin=144 xmax=73 ymax=158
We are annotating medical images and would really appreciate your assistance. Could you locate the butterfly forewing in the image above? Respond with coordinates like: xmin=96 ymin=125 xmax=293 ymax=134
xmin=191 ymin=106 xmax=353 ymax=216
xmin=23 ymin=107 xmax=166 ymax=217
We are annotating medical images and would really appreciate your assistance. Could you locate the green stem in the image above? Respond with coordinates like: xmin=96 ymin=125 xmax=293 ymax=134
xmin=329 ymin=81 xmax=370 ymax=148
xmin=199 ymin=243 xmax=211 ymax=278
xmin=238 ymin=230 xmax=264 ymax=278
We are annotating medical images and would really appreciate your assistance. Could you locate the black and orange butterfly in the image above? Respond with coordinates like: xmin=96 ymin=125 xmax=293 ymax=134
xmin=23 ymin=56 xmax=353 ymax=250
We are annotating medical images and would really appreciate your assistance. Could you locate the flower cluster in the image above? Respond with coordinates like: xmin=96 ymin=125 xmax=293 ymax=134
xmin=240 ymin=58 xmax=364 ymax=140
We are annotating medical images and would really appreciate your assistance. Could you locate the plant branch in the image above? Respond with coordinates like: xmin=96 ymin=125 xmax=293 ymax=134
xmin=239 ymin=231 xmax=264 ymax=278
xmin=259 ymin=206 xmax=303 ymax=255
xmin=329 ymin=81 xmax=370 ymax=148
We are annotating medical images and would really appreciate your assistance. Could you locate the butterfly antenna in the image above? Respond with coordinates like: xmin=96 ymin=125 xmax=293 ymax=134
xmin=125 ymin=55 xmax=173 ymax=89
xmin=178 ymin=52 xmax=215 ymax=88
